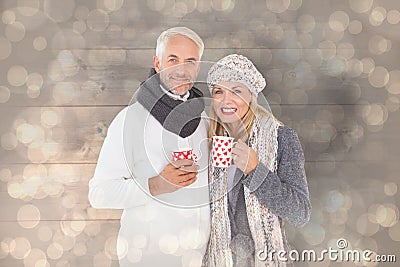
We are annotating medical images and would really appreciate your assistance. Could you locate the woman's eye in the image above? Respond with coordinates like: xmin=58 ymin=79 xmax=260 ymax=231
xmin=234 ymin=90 xmax=241 ymax=94
xmin=213 ymin=89 xmax=222 ymax=94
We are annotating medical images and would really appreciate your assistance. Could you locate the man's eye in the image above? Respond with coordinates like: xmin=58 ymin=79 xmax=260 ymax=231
xmin=213 ymin=90 xmax=222 ymax=94
xmin=168 ymin=58 xmax=177 ymax=62
xmin=234 ymin=90 xmax=242 ymax=94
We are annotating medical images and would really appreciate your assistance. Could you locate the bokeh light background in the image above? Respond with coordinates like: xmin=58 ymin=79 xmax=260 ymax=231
xmin=0 ymin=0 xmax=399 ymax=266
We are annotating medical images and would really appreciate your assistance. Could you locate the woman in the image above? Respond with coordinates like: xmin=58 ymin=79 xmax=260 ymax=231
xmin=203 ymin=54 xmax=311 ymax=267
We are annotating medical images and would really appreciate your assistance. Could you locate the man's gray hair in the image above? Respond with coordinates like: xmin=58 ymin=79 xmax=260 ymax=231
xmin=155 ymin=27 xmax=204 ymax=61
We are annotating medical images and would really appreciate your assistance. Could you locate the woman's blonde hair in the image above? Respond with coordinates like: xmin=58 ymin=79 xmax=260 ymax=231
xmin=209 ymin=92 xmax=271 ymax=144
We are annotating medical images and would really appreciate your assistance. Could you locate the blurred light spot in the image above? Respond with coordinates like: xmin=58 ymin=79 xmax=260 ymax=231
xmin=0 ymin=86 xmax=11 ymax=104
xmin=73 ymin=242 xmax=87 ymax=257
xmin=318 ymin=40 xmax=336 ymax=59
xmin=147 ymin=0 xmax=166 ymax=11
xmin=132 ymin=234 xmax=147 ymax=249
xmin=16 ymin=123 xmax=37 ymax=144
xmin=47 ymin=242 xmax=63 ymax=260
xmin=53 ymin=82 xmax=79 ymax=104
xmin=348 ymin=20 xmax=362 ymax=34
xmin=346 ymin=58 xmax=363 ymax=77
xmin=104 ymin=0 xmax=124 ymax=11
xmin=0 ymin=37 xmax=12 ymax=60
xmin=83 ymin=221 xmax=101 ymax=236
xmin=57 ymin=50 xmax=79 ymax=77
xmin=303 ymin=49 xmax=323 ymax=67
xmin=44 ymin=0 xmax=75 ymax=22
xmin=93 ymin=252 xmax=111 ymax=266
xmin=387 ymin=10 xmax=400 ymax=24
xmin=337 ymin=42 xmax=354 ymax=59
xmin=384 ymin=182 xmax=397 ymax=196
xmin=324 ymin=190 xmax=345 ymax=212
xmin=87 ymin=9 xmax=110 ymax=32
xmin=266 ymin=0 xmax=290 ymax=13
xmin=26 ymin=73 xmax=42 ymax=98
xmin=386 ymin=96 xmax=400 ymax=112
xmin=297 ymin=14 xmax=315 ymax=33
xmin=17 ymin=0 xmax=40 ymax=16
xmin=73 ymin=20 xmax=87 ymax=34
xmin=7 ymin=65 xmax=28 ymax=87
xmin=9 ymin=237 xmax=31 ymax=259
xmin=386 ymin=70 xmax=400 ymax=94
xmin=7 ymin=181 xmax=24 ymax=199
xmin=61 ymin=193 xmax=77 ymax=209
xmin=212 ymin=0 xmax=234 ymax=11
xmin=75 ymin=5 xmax=90 ymax=20
xmin=197 ymin=0 xmax=212 ymax=13
xmin=159 ymin=234 xmax=179 ymax=254
xmin=33 ymin=36 xmax=47 ymax=51
xmin=329 ymin=11 xmax=350 ymax=32
xmin=376 ymin=204 xmax=398 ymax=227
xmin=298 ymin=33 xmax=313 ymax=47
xmin=48 ymin=60 xmax=65 ymax=82
xmin=370 ymin=6 xmax=386 ymax=26
xmin=182 ymin=250 xmax=203 ymax=266
xmin=105 ymin=236 xmax=118 ymax=260
xmin=127 ymin=248 xmax=142 ymax=263
xmin=288 ymin=0 xmax=302 ymax=10
xmin=368 ymin=66 xmax=389 ymax=88
xmin=368 ymin=35 xmax=389 ymax=55
xmin=288 ymin=89 xmax=308 ymax=104
xmin=388 ymin=222 xmax=400 ymax=241
xmin=41 ymin=110 xmax=59 ymax=128
xmin=329 ymin=208 xmax=348 ymax=225
xmin=53 ymin=230 xmax=76 ymax=251
xmin=326 ymin=56 xmax=347 ymax=77
xmin=361 ymin=57 xmax=375 ymax=74
xmin=27 ymin=87 xmax=40 ymax=98
xmin=38 ymin=226 xmax=53 ymax=242
xmin=349 ymin=0 xmax=373 ymax=13
xmin=5 ymin=21 xmax=26 ymax=42
xmin=17 ymin=204 xmax=41 ymax=229
xmin=363 ymin=104 xmax=388 ymax=126
xmin=302 ymin=222 xmax=325 ymax=245
xmin=0 ymin=168 xmax=12 ymax=182
xmin=2 ymin=10 xmax=16 ymax=24
xmin=23 ymin=248 xmax=47 ymax=267
xmin=51 ymin=29 xmax=86 ymax=50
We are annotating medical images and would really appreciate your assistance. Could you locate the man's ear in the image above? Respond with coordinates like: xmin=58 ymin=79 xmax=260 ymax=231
xmin=153 ymin=56 xmax=161 ymax=73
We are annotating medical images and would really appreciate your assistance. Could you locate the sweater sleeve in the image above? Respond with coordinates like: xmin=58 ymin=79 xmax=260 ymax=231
xmin=88 ymin=107 xmax=150 ymax=209
xmin=242 ymin=126 xmax=311 ymax=227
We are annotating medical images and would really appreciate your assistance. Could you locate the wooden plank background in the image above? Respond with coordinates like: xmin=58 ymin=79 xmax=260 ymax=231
xmin=1 ymin=0 xmax=399 ymax=266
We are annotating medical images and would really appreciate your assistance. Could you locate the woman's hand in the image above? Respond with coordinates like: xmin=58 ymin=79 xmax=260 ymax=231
xmin=232 ymin=139 xmax=259 ymax=174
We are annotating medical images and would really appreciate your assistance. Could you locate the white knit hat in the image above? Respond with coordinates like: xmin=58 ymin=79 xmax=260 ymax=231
xmin=207 ymin=54 xmax=266 ymax=95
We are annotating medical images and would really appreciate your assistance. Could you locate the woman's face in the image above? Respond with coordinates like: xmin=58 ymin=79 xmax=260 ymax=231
xmin=212 ymin=81 xmax=253 ymax=128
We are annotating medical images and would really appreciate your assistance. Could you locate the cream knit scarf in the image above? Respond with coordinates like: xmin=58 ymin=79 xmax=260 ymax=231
xmin=203 ymin=112 xmax=287 ymax=267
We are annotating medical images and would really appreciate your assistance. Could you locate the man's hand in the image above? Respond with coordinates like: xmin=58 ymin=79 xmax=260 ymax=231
xmin=148 ymin=159 xmax=198 ymax=196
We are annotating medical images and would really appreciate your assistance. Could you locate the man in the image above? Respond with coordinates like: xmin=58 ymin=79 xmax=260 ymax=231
xmin=89 ymin=27 xmax=210 ymax=267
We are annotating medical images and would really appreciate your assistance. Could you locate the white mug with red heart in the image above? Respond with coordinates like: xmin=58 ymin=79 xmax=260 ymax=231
xmin=172 ymin=148 xmax=198 ymax=163
xmin=211 ymin=136 xmax=236 ymax=167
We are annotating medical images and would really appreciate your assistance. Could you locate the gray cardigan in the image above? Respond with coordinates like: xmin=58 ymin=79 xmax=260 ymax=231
xmin=228 ymin=125 xmax=311 ymax=266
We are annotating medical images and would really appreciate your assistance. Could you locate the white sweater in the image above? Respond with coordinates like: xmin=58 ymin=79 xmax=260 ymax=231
xmin=89 ymin=103 xmax=210 ymax=267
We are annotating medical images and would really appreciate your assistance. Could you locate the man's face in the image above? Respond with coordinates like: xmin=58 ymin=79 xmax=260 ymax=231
xmin=153 ymin=35 xmax=200 ymax=96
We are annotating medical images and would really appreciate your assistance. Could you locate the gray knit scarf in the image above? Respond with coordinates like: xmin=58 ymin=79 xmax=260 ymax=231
xmin=136 ymin=68 xmax=205 ymax=138
xmin=203 ymin=112 xmax=288 ymax=267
